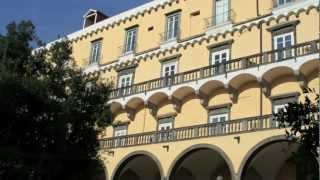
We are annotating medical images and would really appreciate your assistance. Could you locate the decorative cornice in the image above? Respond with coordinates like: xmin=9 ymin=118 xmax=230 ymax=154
xmin=46 ymin=0 xmax=178 ymax=47
xmin=81 ymin=4 xmax=319 ymax=76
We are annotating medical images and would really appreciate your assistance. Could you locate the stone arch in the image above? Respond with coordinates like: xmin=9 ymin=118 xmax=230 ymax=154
xmin=111 ymin=150 xmax=165 ymax=180
xmin=237 ymin=135 xmax=287 ymax=177
xmin=167 ymin=144 xmax=236 ymax=180
xmin=171 ymin=86 xmax=196 ymax=101
xmin=261 ymin=66 xmax=295 ymax=85
xmin=238 ymin=135 xmax=319 ymax=180
xmin=228 ymin=73 xmax=258 ymax=90
xmin=147 ymin=92 xmax=169 ymax=106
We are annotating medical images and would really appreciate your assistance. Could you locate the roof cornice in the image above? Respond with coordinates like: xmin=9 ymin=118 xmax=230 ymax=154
xmin=85 ymin=5 xmax=318 ymax=76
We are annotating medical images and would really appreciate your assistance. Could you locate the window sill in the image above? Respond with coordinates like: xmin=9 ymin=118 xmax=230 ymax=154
xmin=205 ymin=21 xmax=233 ymax=37
xmin=160 ymin=38 xmax=179 ymax=50
xmin=84 ymin=63 xmax=100 ymax=74
xmin=119 ymin=51 xmax=135 ymax=64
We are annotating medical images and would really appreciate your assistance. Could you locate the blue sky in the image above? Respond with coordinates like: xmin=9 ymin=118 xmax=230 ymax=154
xmin=0 ymin=0 xmax=148 ymax=43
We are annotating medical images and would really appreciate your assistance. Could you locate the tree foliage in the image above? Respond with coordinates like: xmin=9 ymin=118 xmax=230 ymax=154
xmin=274 ymin=89 xmax=319 ymax=179
xmin=274 ymin=89 xmax=319 ymax=157
xmin=0 ymin=21 xmax=111 ymax=180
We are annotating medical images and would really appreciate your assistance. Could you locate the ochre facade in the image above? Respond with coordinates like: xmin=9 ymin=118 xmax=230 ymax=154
xmin=53 ymin=0 xmax=320 ymax=179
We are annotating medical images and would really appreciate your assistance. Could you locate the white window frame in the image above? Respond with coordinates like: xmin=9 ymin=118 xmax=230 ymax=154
xmin=215 ymin=0 xmax=230 ymax=25
xmin=211 ymin=48 xmax=230 ymax=65
xmin=89 ymin=40 xmax=102 ymax=65
xmin=124 ymin=27 xmax=137 ymax=54
xmin=209 ymin=113 xmax=229 ymax=123
xmin=118 ymin=74 xmax=133 ymax=88
xmin=273 ymin=32 xmax=294 ymax=60
xmin=273 ymin=104 xmax=288 ymax=114
xmin=165 ymin=12 xmax=180 ymax=41
xmin=276 ymin=0 xmax=294 ymax=7
xmin=114 ymin=128 xmax=127 ymax=137
xmin=157 ymin=117 xmax=174 ymax=142
xmin=114 ymin=125 xmax=128 ymax=147
xmin=158 ymin=121 xmax=173 ymax=131
xmin=162 ymin=60 xmax=178 ymax=77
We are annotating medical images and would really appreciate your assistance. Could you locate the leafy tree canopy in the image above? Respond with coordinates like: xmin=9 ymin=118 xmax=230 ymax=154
xmin=274 ymin=89 xmax=319 ymax=179
xmin=0 ymin=21 xmax=111 ymax=180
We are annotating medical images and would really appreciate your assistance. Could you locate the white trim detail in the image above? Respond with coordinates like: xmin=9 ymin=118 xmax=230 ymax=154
xmin=108 ymin=53 xmax=318 ymax=108
xmin=38 ymin=0 xmax=318 ymax=75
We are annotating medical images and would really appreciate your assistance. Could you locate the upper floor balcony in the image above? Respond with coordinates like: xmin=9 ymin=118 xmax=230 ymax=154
xmin=109 ymin=40 xmax=319 ymax=101
xmin=159 ymin=29 xmax=182 ymax=49
xmin=100 ymin=115 xmax=275 ymax=149
xmin=118 ymin=42 xmax=138 ymax=63
xmin=204 ymin=10 xmax=235 ymax=29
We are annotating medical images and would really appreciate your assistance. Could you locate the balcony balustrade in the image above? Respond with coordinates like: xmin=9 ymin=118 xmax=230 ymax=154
xmin=118 ymin=42 xmax=138 ymax=57
xmin=110 ymin=40 xmax=319 ymax=99
xmin=159 ymin=29 xmax=181 ymax=44
xmin=100 ymin=115 xmax=276 ymax=149
xmin=204 ymin=10 xmax=235 ymax=29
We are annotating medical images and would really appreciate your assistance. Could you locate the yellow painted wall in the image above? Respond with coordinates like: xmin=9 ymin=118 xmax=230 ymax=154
xmin=231 ymin=82 xmax=261 ymax=119
xmin=68 ymin=0 xmax=319 ymax=90
xmin=101 ymin=128 xmax=287 ymax=179
xmin=175 ymin=95 xmax=208 ymax=127
xmin=78 ymin=1 xmax=320 ymax=179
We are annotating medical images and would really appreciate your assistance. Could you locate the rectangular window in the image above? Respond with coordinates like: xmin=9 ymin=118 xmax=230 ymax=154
xmin=211 ymin=49 xmax=230 ymax=65
xmin=272 ymin=94 xmax=298 ymax=127
xmin=158 ymin=119 xmax=173 ymax=131
xmin=274 ymin=104 xmax=288 ymax=113
xmin=118 ymin=74 xmax=133 ymax=88
xmin=274 ymin=32 xmax=294 ymax=60
xmin=277 ymin=0 xmax=293 ymax=7
xmin=90 ymin=40 xmax=102 ymax=64
xmin=114 ymin=127 xmax=127 ymax=137
xmin=209 ymin=113 xmax=229 ymax=123
xmin=215 ymin=0 xmax=230 ymax=25
xmin=208 ymin=106 xmax=230 ymax=134
xmin=162 ymin=60 xmax=178 ymax=77
xmin=208 ymin=106 xmax=230 ymax=123
xmin=124 ymin=27 xmax=137 ymax=54
xmin=210 ymin=48 xmax=230 ymax=74
xmin=114 ymin=125 xmax=128 ymax=147
xmin=165 ymin=12 xmax=180 ymax=41
xmin=117 ymin=67 xmax=135 ymax=95
xmin=158 ymin=117 xmax=174 ymax=142
xmin=272 ymin=95 xmax=297 ymax=114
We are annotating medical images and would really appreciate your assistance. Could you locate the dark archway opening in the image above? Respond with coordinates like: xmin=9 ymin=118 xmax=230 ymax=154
xmin=169 ymin=148 xmax=232 ymax=180
xmin=114 ymin=154 xmax=161 ymax=180
xmin=241 ymin=141 xmax=319 ymax=180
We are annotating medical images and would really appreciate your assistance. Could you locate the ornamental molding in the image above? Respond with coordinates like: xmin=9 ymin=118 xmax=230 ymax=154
xmin=83 ymin=4 xmax=319 ymax=77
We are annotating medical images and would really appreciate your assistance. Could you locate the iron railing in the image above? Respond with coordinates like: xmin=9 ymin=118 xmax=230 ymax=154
xmin=109 ymin=40 xmax=319 ymax=99
xmin=204 ymin=10 xmax=235 ymax=29
xmin=84 ymin=54 xmax=103 ymax=67
xmin=118 ymin=42 xmax=138 ymax=57
xmin=159 ymin=29 xmax=181 ymax=44
xmin=100 ymin=115 xmax=276 ymax=149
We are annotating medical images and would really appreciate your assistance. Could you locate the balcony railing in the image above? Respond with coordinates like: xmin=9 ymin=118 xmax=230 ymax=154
xmin=273 ymin=0 xmax=302 ymax=8
xmin=84 ymin=54 xmax=103 ymax=67
xmin=110 ymin=40 xmax=319 ymax=99
xmin=118 ymin=43 xmax=138 ymax=57
xmin=100 ymin=115 xmax=276 ymax=149
xmin=159 ymin=29 xmax=181 ymax=44
xmin=204 ymin=10 xmax=235 ymax=29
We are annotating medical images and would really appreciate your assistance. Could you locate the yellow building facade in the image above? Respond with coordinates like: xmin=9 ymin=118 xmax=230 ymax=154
xmin=52 ymin=0 xmax=320 ymax=179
